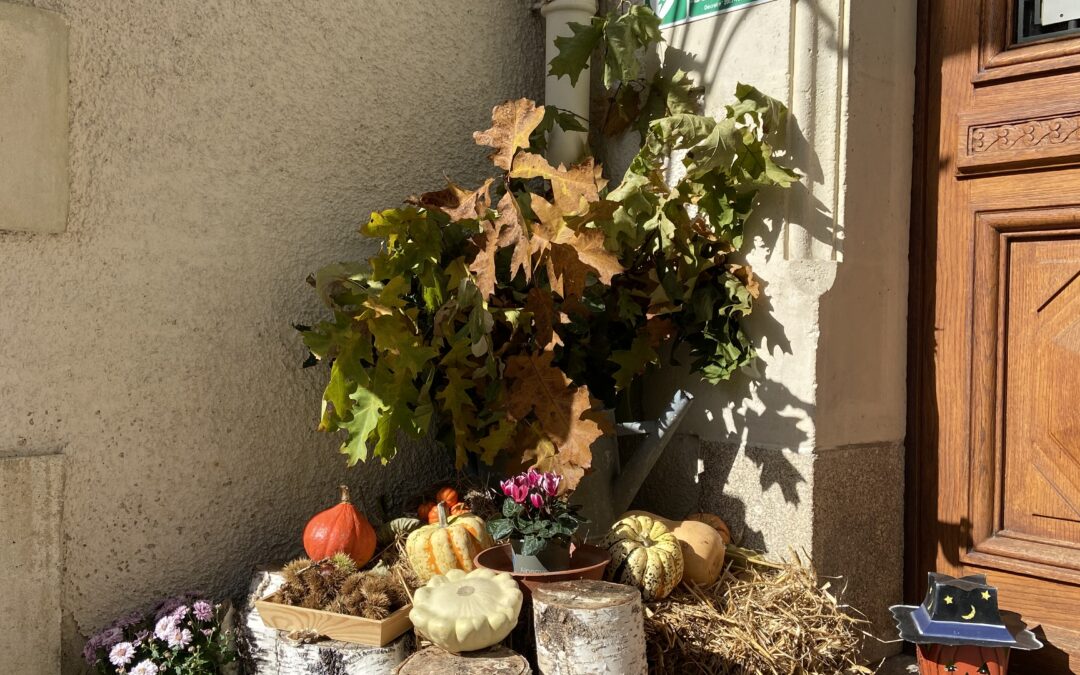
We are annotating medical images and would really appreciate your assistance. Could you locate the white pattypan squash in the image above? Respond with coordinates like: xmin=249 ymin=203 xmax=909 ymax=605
xmin=409 ymin=568 xmax=523 ymax=653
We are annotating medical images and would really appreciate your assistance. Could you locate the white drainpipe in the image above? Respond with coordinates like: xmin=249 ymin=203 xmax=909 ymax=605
xmin=541 ymin=0 xmax=597 ymax=166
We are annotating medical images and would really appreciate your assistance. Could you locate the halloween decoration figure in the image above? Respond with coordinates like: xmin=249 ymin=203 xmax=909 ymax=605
xmin=890 ymin=573 xmax=1042 ymax=675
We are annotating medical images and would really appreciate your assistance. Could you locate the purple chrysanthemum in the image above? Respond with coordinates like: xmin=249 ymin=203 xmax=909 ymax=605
xmin=111 ymin=609 xmax=146 ymax=630
xmin=82 ymin=640 xmax=99 ymax=665
xmin=193 ymin=600 xmax=214 ymax=621
xmin=109 ymin=642 xmax=135 ymax=667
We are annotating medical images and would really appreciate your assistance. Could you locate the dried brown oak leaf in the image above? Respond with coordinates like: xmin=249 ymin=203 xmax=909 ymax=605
xmin=473 ymin=99 xmax=546 ymax=171
xmin=530 ymin=195 xmax=624 ymax=298
xmin=510 ymin=153 xmax=607 ymax=216
xmin=411 ymin=177 xmax=494 ymax=222
xmin=469 ymin=192 xmax=535 ymax=299
xmin=504 ymin=352 xmax=608 ymax=490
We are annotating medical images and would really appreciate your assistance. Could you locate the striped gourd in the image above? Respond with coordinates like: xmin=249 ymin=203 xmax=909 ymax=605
xmin=602 ymin=514 xmax=684 ymax=600
xmin=376 ymin=517 xmax=422 ymax=546
xmin=405 ymin=504 xmax=494 ymax=582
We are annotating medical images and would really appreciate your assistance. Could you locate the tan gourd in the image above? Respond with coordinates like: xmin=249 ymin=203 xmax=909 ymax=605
xmin=622 ymin=510 xmax=726 ymax=586
xmin=406 ymin=504 xmax=494 ymax=582
xmin=686 ymin=511 xmax=732 ymax=544
xmin=603 ymin=514 xmax=684 ymax=600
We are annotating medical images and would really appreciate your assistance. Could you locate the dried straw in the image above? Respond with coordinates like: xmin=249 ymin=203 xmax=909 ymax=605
xmin=644 ymin=548 xmax=873 ymax=675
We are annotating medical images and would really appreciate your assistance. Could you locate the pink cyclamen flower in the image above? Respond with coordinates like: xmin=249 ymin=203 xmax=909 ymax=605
xmin=130 ymin=660 xmax=159 ymax=675
xmin=529 ymin=492 xmax=545 ymax=509
xmin=541 ymin=472 xmax=561 ymax=497
xmin=509 ymin=476 xmax=530 ymax=503
xmin=154 ymin=616 xmax=178 ymax=642
xmin=526 ymin=468 xmax=543 ymax=488
xmin=167 ymin=628 xmax=193 ymax=650
xmin=109 ymin=642 xmax=135 ymax=667
xmin=193 ymin=600 xmax=213 ymax=621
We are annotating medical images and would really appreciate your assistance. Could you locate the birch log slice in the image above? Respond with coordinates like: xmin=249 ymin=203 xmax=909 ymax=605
xmin=239 ymin=568 xmax=413 ymax=675
xmin=394 ymin=645 xmax=531 ymax=674
xmin=532 ymin=580 xmax=646 ymax=675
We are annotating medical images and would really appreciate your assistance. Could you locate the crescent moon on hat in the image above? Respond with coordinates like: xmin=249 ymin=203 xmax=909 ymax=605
xmin=962 ymin=605 xmax=977 ymax=620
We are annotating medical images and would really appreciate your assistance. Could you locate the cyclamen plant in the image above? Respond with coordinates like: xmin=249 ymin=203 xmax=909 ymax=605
xmin=83 ymin=595 xmax=235 ymax=675
xmin=487 ymin=469 xmax=586 ymax=555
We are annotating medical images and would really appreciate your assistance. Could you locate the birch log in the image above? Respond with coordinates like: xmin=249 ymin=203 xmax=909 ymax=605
xmin=239 ymin=568 xmax=413 ymax=674
xmin=532 ymin=580 xmax=646 ymax=675
xmin=395 ymin=645 xmax=531 ymax=674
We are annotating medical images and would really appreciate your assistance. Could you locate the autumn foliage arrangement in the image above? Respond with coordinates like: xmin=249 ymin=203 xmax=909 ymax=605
xmin=299 ymin=4 xmax=796 ymax=490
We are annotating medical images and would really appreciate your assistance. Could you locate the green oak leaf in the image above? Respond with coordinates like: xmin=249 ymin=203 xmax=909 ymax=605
xmin=610 ymin=334 xmax=660 ymax=390
xmin=340 ymin=386 xmax=384 ymax=466
xmin=549 ymin=17 xmax=605 ymax=87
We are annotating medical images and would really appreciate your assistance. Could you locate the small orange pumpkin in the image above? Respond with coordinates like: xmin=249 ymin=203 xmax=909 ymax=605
xmin=418 ymin=501 xmax=437 ymax=521
xmin=435 ymin=486 xmax=460 ymax=507
xmin=916 ymin=643 xmax=1009 ymax=675
xmin=303 ymin=485 xmax=376 ymax=567
xmin=427 ymin=500 xmax=468 ymax=523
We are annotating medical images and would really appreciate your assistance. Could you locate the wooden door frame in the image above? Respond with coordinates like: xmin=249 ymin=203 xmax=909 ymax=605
xmin=905 ymin=0 xmax=935 ymax=606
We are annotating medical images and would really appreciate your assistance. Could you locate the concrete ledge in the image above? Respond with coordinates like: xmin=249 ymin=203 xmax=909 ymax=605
xmin=0 ymin=453 xmax=65 ymax=673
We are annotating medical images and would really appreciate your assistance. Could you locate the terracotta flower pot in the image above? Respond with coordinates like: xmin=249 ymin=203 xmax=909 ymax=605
xmin=916 ymin=643 xmax=1010 ymax=675
xmin=474 ymin=543 xmax=610 ymax=599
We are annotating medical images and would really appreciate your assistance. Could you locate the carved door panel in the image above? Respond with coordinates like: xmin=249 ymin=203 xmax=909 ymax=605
xmin=911 ymin=0 xmax=1080 ymax=671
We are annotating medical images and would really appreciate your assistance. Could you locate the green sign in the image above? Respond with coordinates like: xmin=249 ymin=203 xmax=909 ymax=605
xmin=651 ymin=0 xmax=775 ymax=28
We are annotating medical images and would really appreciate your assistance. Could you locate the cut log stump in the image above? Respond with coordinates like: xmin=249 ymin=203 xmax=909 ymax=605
xmin=394 ymin=645 xmax=532 ymax=674
xmin=239 ymin=568 xmax=413 ymax=674
xmin=532 ymin=580 xmax=646 ymax=675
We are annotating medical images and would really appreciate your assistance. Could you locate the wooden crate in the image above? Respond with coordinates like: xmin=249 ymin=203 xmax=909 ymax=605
xmin=254 ymin=592 xmax=412 ymax=647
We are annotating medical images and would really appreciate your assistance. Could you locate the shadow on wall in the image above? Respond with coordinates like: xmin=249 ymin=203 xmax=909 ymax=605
xmin=630 ymin=0 xmax=846 ymax=549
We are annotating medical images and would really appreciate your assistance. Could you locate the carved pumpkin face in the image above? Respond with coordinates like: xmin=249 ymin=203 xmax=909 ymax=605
xmin=917 ymin=644 xmax=1010 ymax=675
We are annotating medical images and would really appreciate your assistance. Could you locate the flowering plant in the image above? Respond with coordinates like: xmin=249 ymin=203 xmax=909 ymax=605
xmin=83 ymin=594 xmax=235 ymax=675
xmin=486 ymin=469 xmax=586 ymax=555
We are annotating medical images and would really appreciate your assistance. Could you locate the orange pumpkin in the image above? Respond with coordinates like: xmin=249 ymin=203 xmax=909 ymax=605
xmin=435 ymin=486 xmax=460 ymax=507
xmin=303 ymin=485 xmax=376 ymax=567
xmin=916 ymin=643 xmax=1010 ymax=675
xmin=427 ymin=500 xmax=467 ymax=523
xmin=418 ymin=501 xmax=437 ymax=521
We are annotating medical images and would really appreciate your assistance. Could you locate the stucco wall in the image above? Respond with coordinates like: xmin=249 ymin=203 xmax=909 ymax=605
xmin=0 ymin=1 xmax=542 ymax=670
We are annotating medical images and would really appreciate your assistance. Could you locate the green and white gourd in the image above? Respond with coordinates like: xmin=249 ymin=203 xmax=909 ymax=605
xmin=376 ymin=517 xmax=422 ymax=546
xmin=602 ymin=514 xmax=684 ymax=601
xmin=409 ymin=568 xmax=523 ymax=653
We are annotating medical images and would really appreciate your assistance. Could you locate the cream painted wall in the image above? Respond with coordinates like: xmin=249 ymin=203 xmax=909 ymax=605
xmin=624 ymin=0 xmax=915 ymax=658
xmin=0 ymin=0 xmax=542 ymax=669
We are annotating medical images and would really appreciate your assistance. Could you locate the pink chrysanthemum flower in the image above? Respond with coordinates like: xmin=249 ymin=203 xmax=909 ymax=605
xmin=108 ymin=642 xmax=135 ymax=667
xmin=154 ymin=616 xmax=178 ymax=642
xmin=167 ymin=627 xmax=193 ymax=650
xmin=193 ymin=600 xmax=214 ymax=621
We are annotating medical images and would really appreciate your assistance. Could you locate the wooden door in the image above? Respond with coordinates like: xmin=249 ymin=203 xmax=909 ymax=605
xmin=909 ymin=0 xmax=1080 ymax=671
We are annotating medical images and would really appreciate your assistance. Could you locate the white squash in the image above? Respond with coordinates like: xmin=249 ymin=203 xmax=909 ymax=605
xmin=409 ymin=568 xmax=523 ymax=653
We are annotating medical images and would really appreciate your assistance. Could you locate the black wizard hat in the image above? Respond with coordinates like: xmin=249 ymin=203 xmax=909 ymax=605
xmin=890 ymin=573 xmax=1042 ymax=649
